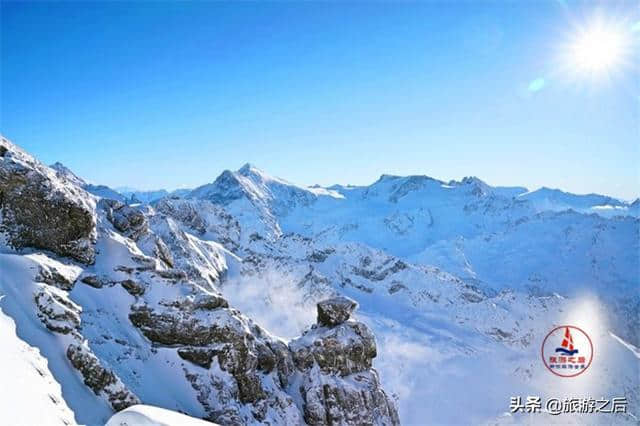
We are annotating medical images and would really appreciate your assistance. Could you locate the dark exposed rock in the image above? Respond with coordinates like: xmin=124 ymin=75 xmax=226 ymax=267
xmin=131 ymin=254 xmax=156 ymax=271
xmin=177 ymin=347 xmax=215 ymax=368
xmin=99 ymin=198 xmax=148 ymax=240
xmin=161 ymin=293 xmax=229 ymax=311
xmin=157 ymin=268 xmax=188 ymax=281
xmin=460 ymin=292 xmax=484 ymax=303
xmin=155 ymin=198 xmax=207 ymax=235
xmin=0 ymin=138 xmax=96 ymax=264
xmin=256 ymin=342 xmax=277 ymax=373
xmin=317 ymin=296 xmax=358 ymax=327
xmin=115 ymin=265 xmax=134 ymax=274
xmin=154 ymin=236 xmax=174 ymax=268
xmin=307 ymin=248 xmax=336 ymax=263
xmin=80 ymin=275 xmax=104 ymax=288
xmin=291 ymin=297 xmax=399 ymax=425
xmin=128 ymin=303 xmax=293 ymax=407
xmin=3 ymin=138 xmax=401 ymax=426
xmin=352 ymin=260 xmax=408 ymax=282
xmin=300 ymin=371 xmax=400 ymax=426
xmin=487 ymin=327 xmax=513 ymax=341
xmin=66 ymin=344 xmax=140 ymax=411
xmin=388 ymin=281 xmax=407 ymax=294
xmin=290 ymin=321 xmax=376 ymax=376
xmin=120 ymin=279 xmax=145 ymax=296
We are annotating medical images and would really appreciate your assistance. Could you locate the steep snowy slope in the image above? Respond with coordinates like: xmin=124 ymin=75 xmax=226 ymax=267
xmin=0 ymin=298 xmax=77 ymax=426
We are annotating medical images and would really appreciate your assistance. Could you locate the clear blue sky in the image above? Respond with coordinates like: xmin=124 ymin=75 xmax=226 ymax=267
xmin=1 ymin=1 xmax=638 ymax=198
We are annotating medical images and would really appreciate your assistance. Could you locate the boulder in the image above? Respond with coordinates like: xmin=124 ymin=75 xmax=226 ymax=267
xmin=120 ymin=279 xmax=145 ymax=296
xmin=317 ymin=296 xmax=358 ymax=327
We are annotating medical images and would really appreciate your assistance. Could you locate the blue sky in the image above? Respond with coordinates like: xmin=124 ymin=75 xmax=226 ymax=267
xmin=1 ymin=1 xmax=638 ymax=198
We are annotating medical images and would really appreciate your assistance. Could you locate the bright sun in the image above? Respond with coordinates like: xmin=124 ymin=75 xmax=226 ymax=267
xmin=571 ymin=26 xmax=626 ymax=73
xmin=562 ymin=16 xmax=633 ymax=80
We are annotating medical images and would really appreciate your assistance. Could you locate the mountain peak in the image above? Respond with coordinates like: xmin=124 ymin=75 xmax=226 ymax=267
xmin=237 ymin=163 xmax=274 ymax=182
xmin=238 ymin=162 xmax=257 ymax=173
xmin=49 ymin=161 xmax=87 ymax=187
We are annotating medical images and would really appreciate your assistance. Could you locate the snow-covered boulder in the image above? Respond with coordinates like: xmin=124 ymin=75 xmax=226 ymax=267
xmin=316 ymin=296 xmax=358 ymax=327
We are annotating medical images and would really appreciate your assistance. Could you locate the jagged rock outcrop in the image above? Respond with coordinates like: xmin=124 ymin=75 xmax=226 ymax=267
xmin=67 ymin=344 xmax=140 ymax=411
xmin=34 ymin=261 xmax=81 ymax=291
xmin=34 ymin=285 xmax=82 ymax=335
xmin=0 ymin=137 xmax=96 ymax=263
xmin=99 ymin=198 xmax=148 ymax=240
xmin=290 ymin=298 xmax=399 ymax=426
xmin=129 ymin=297 xmax=303 ymax=424
xmin=126 ymin=291 xmax=399 ymax=425
xmin=290 ymin=320 xmax=376 ymax=376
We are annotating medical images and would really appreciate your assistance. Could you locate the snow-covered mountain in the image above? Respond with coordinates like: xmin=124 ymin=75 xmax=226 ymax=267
xmin=1 ymin=138 xmax=638 ymax=425
xmin=118 ymin=188 xmax=192 ymax=204
xmin=50 ymin=163 xmax=190 ymax=205
xmin=519 ymin=187 xmax=639 ymax=218
xmin=50 ymin=162 xmax=128 ymax=203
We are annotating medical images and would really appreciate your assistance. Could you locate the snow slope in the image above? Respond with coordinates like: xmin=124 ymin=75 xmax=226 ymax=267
xmin=106 ymin=405 xmax=217 ymax=426
xmin=0 ymin=296 xmax=77 ymax=426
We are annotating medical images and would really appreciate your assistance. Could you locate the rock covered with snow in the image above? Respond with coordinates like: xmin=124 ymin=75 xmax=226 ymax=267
xmin=128 ymin=296 xmax=302 ymax=423
xmin=66 ymin=344 xmax=140 ymax=411
xmin=0 ymin=136 xmax=97 ymax=263
xmin=317 ymin=296 xmax=358 ymax=327
xmin=99 ymin=199 xmax=148 ymax=241
xmin=297 ymin=369 xmax=399 ymax=426
xmin=289 ymin=298 xmax=399 ymax=425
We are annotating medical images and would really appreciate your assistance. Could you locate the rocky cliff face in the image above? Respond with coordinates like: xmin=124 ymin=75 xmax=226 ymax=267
xmin=290 ymin=297 xmax=399 ymax=425
xmin=0 ymin=136 xmax=400 ymax=425
xmin=0 ymin=137 xmax=96 ymax=263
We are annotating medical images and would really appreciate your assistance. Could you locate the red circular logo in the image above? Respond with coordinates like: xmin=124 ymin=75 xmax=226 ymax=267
xmin=541 ymin=325 xmax=593 ymax=378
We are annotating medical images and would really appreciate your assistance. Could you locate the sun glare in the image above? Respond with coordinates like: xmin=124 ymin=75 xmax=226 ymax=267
xmin=571 ymin=26 xmax=626 ymax=73
xmin=561 ymin=15 xmax=634 ymax=81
